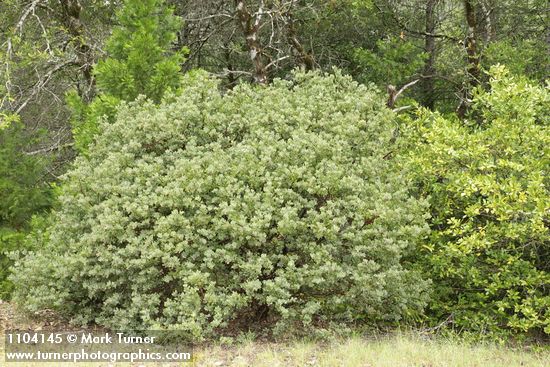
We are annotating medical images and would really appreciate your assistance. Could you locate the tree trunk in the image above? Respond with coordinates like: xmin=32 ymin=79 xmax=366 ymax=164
xmin=235 ymin=0 xmax=268 ymax=84
xmin=458 ymin=0 xmax=480 ymax=118
xmin=285 ymin=9 xmax=315 ymax=71
xmin=58 ymin=0 xmax=95 ymax=100
xmin=421 ymin=0 xmax=439 ymax=109
xmin=463 ymin=0 xmax=480 ymax=87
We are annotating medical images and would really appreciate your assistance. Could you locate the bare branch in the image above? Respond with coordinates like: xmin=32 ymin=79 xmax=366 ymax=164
xmin=265 ymin=55 xmax=290 ymax=70
xmin=392 ymin=105 xmax=414 ymax=113
xmin=15 ymin=0 xmax=43 ymax=35
xmin=184 ymin=13 xmax=233 ymax=22
xmin=386 ymin=79 xmax=419 ymax=108
xmin=26 ymin=142 xmax=74 ymax=156
xmin=373 ymin=1 xmax=460 ymax=42
xmin=15 ymin=59 xmax=77 ymax=114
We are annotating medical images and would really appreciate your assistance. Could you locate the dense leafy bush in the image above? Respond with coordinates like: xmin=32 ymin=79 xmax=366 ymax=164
xmin=404 ymin=66 xmax=549 ymax=338
xmin=13 ymin=71 xmax=429 ymax=339
xmin=0 ymin=120 xmax=52 ymax=299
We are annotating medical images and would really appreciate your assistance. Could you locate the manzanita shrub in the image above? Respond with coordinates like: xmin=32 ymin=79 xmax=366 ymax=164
xmin=404 ymin=66 xmax=549 ymax=339
xmin=12 ymin=70 xmax=429 ymax=339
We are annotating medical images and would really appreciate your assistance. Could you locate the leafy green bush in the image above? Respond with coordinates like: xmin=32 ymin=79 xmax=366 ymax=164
xmin=0 ymin=120 xmax=52 ymax=299
xmin=13 ymin=70 xmax=429 ymax=339
xmin=404 ymin=66 xmax=550 ymax=338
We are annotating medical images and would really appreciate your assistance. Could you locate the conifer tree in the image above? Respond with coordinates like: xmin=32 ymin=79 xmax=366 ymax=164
xmin=0 ymin=119 xmax=52 ymax=299
xmin=68 ymin=0 xmax=185 ymax=153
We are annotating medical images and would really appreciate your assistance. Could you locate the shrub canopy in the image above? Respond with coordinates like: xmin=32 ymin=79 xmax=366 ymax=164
xmin=404 ymin=66 xmax=550 ymax=338
xmin=13 ymin=71 xmax=429 ymax=339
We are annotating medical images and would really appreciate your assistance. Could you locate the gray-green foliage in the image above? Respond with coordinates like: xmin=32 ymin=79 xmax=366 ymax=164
xmin=13 ymin=70 xmax=429 ymax=339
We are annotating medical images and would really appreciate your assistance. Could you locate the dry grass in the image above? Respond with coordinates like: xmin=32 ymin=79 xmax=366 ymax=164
xmin=1 ymin=302 xmax=548 ymax=366
xmin=192 ymin=335 xmax=549 ymax=367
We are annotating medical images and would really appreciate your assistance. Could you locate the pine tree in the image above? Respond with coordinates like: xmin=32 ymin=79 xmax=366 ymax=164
xmin=68 ymin=0 xmax=185 ymax=153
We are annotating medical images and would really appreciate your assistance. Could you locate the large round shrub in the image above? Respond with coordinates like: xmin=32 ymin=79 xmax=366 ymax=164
xmin=13 ymin=70 xmax=429 ymax=338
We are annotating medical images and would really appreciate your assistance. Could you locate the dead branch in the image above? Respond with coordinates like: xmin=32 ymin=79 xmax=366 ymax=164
xmin=386 ymin=79 xmax=419 ymax=108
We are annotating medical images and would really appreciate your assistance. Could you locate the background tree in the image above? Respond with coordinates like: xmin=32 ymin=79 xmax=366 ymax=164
xmin=68 ymin=0 xmax=185 ymax=153
xmin=0 ymin=119 xmax=52 ymax=299
xmin=173 ymin=0 xmax=319 ymax=86
xmin=1 ymin=0 xmax=115 ymax=171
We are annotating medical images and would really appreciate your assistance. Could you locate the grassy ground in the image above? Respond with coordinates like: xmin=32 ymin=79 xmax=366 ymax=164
xmin=1 ymin=302 xmax=549 ymax=366
xmin=192 ymin=335 xmax=550 ymax=367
